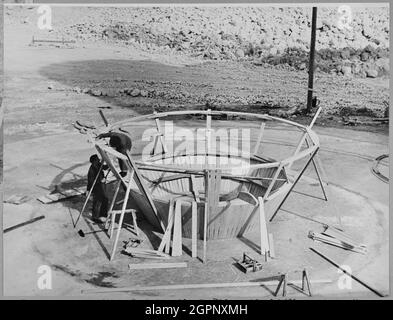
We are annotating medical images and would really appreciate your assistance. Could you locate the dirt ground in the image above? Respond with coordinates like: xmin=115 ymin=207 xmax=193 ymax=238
xmin=2 ymin=10 xmax=389 ymax=299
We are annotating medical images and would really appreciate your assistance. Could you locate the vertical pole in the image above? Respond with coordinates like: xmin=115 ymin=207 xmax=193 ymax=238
xmin=306 ymin=7 xmax=317 ymax=114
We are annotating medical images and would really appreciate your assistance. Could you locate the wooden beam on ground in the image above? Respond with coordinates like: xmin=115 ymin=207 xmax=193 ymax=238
xmin=128 ymin=262 xmax=187 ymax=270
xmin=82 ymin=278 xmax=333 ymax=294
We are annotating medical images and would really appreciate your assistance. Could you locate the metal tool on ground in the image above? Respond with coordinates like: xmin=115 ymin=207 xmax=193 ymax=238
xmin=237 ymin=252 xmax=263 ymax=273
xmin=310 ymin=247 xmax=385 ymax=297
xmin=4 ymin=215 xmax=45 ymax=234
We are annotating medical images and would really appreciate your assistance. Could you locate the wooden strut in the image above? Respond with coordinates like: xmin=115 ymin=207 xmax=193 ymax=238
xmin=274 ymin=274 xmax=287 ymax=297
xmin=287 ymin=106 xmax=322 ymax=171
xmin=203 ymin=169 xmax=221 ymax=263
xmin=305 ymin=138 xmax=328 ymax=201
xmin=205 ymin=109 xmax=212 ymax=169
xmin=125 ymin=151 xmax=166 ymax=233
xmin=269 ymin=148 xmax=319 ymax=222
xmin=257 ymin=197 xmax=270 ymax=256
xmin=191 ymin=201 xmax=198 ymax=258
xmin=151 ymin=112 xmax=168 ymax=155
xmin=172 ymin=200 xmax=183 ymax=256
xmin=94 ymin=143 xmax=165 ymax=260
xmin=302 ymin=269 xmax=312 ymax=296
xmin=105 ymin=180 xmax=121 ymax=237
xmin=253 ymin=122 xmax=266 ymax=156
xmin=110 ymin=169 xmax=134 ymax=261
xmin=158 ymin=199 xmax=175 ymax=253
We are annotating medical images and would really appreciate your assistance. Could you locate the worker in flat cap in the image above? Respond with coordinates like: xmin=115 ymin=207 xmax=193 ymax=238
xmin=87 ymin=154 xmax=109 ymax=223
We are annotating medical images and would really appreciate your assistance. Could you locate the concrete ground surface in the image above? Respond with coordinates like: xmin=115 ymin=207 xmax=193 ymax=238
xmin=2 ymin=17 xmax=389 ymax=299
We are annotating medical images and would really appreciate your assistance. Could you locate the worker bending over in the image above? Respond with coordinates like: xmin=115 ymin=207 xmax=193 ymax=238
xmin=97 ymin=131 xmax=132 ymax=177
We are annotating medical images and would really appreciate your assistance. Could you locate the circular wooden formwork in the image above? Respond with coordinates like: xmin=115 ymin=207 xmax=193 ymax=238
xmin=102 ymin=110 xmax=320 ymax=239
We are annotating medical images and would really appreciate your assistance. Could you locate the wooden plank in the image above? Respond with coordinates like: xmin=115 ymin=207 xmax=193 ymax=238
xmin=158 ymin=200 xmax=174 ymax=253
xmin=154 ymin=112 xmax=168 ymax=154
xmin=37 ymin=186 xmax=86 ymax=204
xmin=128 ymin=262 xmax=187 ymax=270
xmin=105 ymin=180 xmax=121 ymax=230
xmin=253 ymin=122 xmax=266 ymax=156
xmin=309 ymin=232 xmax=367 ymax=254
xmin=238 ymin=191 xmax=258 ymax=205
xmin=127 ymin=253 xmax=170 ymax=260
xmin=263 ymin=164 xmax=283 ymax=200
xmin=125 ymin=151 xmax=166 ymax=232
xmin=110 ymin=178 xmax=133 ymax=261
xmin=268 ymin=233 xmax=275 ymax=258
xmin=258 ymin=197 xmax=269 ymax=255
xmin=191 ymin=201 xmax=197 ymax=258
xmin=190 ymin=174 xmax=200 ymax=202
xmin=203 ymin=169 xmax=221 ymax=262
xmin=82 ymin=279 xmax=333 ymax=294
xmin=322 ymin=227 xmax=362 ymax=247
xmin=153 ymin=173 xmax=190 ymax=185
xmin=171 ymin=200 xmax=183 ymax=256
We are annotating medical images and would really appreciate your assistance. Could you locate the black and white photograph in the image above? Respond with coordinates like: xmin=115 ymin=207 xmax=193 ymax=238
xmin=0 ymin=1 xmax=390 ymax=300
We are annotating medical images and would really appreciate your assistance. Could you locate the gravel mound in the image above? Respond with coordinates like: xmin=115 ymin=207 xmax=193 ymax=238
xmin=10 ymin=5 xmax=388 ymax=78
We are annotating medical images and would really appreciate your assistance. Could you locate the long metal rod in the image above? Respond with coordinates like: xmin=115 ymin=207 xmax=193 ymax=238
xmin=305 ymin=139 xmax=328 ymax=201
xmin=269 ymin=148 xmax=319 ymax=222
xmin=310 ymin=248 xmax=385 ymax=297
xmin=306 ymin=7 xmax=317 ymax=114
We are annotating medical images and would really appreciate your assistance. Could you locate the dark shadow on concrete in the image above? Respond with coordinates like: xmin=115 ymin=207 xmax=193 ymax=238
xmin=38 ymin=59 xmax=193 ymax=115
